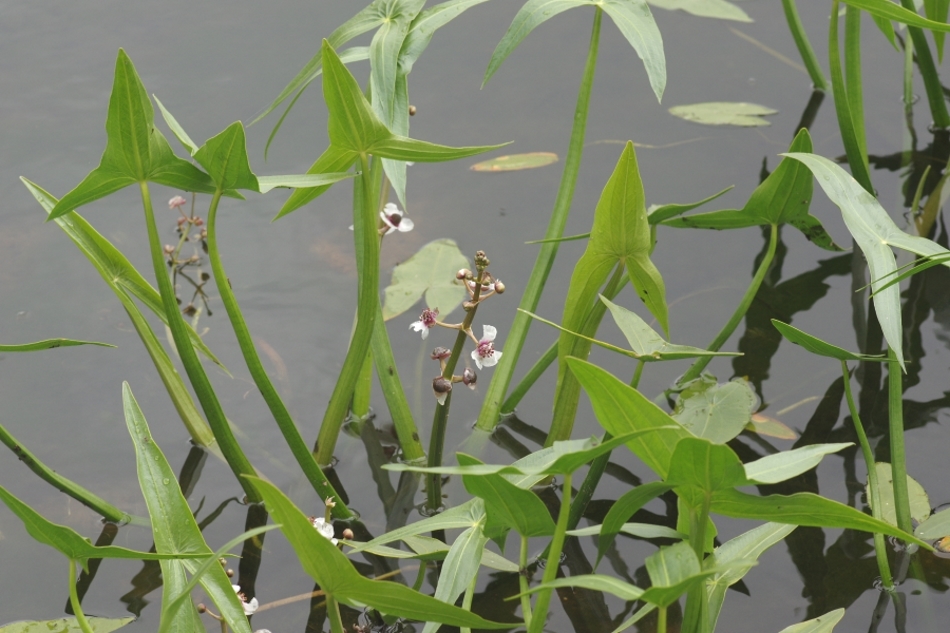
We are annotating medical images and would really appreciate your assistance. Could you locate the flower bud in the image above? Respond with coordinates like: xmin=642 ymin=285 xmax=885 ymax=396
xmin=462 ymin=367 xmax=477 ymax=389
xmin=197 ymin=604 xmax=207 ymax=613
xmin=226 ymin=568 xmax=234 ymax=578
xmin=431 ymin=347 xmax=451 ymax=360
xmin=493 ymin=280 xmax=506 ymax=294
xmin=456 ymin=268 xmax=472 ymax=280
xmin=342 ymin=528 xmax=355 ymax=540
xmin=409 ymin=105 xmax=417 ymax=116
xmin=163 ymin=244 xmax=175 ymax=255
xmin=474 ymin=250 xmax=490 ymax=268
xmin=168 ymin=195 xmax=187 ymax=210
xmin=432 ymin=376 xmax=452 ymax=405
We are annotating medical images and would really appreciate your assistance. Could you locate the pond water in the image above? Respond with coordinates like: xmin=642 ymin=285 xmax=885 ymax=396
xmin=2 ymin=1 xmax=950 ymax=632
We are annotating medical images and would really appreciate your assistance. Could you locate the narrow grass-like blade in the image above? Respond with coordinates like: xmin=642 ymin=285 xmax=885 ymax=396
xmin=0 ymin=338 xmax=113 ymax=351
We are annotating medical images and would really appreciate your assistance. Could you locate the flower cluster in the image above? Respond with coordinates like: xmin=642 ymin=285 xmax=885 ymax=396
xmin=408 ymin=250 xmax=505 ymax=406
xmin=166 ymin=194 xmax=212 ymax=318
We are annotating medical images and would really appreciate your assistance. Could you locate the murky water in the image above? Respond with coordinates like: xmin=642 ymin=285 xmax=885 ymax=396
xmin=2 ymin=1 xmax=949 ymax=632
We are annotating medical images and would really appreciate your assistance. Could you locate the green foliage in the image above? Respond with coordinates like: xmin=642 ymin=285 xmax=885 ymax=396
xmin=668 ymin=102 xmax=776 ymax=126
xmin=868 ymin=462 xmax=931 ymax=526
xmin=0 ymin=618 xmax=134 ymax=633
xmin=0 ymin=338 xmax=113 ymax=351
xmin=382 ymin=239 xmax=470 ymax=320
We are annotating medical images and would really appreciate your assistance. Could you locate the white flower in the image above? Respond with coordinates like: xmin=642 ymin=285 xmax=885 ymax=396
xmin=466 ymin=278 xmax=497 ymax=294
xmin=380 ymin=202 xmax=414 ymax=235
xmin=309 ymin=516 xmax=339 ymax=545
xmin=232 ymin=585 xmax=259 ymax=616
xmin=471 ymin=325 xmax=502 ymax=369
xmin=409 ymin=308 xmax=439 ymax=340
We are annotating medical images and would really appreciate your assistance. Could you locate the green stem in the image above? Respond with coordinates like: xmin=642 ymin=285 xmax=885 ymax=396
xmin=371 ymin=303 xmax=426 ymax=462
xmin=519 ymin=535 xmax=533 ymax=628
xmin=460 ymin=573 xmax=478 ymax=633
xmin=315 ymin=153 xmax=379 ymax=466
xmin=528 ymin=472 xmax=572 ymax=633
xmin=657 ymin=606 xmax=668 ymax=633
xmin=841 ymin=361 xmax=893 ymax=588
xmin=899 ymin=0 xmax=950 ymax=129
xmin=69 ymin=559 xmax=95 ymax=633
xmin=140 ymin=182 xmax=260 ymax=503
xmin=352 ymin=353 xmax=373 ymax=419
xmin=781 ymin=0 xmax=829 ymax=90
xmin=205 ymin=191 xmax=352 ymax=517
xmin=679 ymin=223 xmax=778 ymax=386
xmin=888 ymin=347 xmax=913 ymax=535
xmin=500 ymin=341 xmax=557 ymax=414
xmin=0 ymin=424 xmax=132 ymax=524
xmin=475 ymin=8 xmax=602 ymax=432
xmin=327 ymin=595 xmax=345 ymax=633
xmin=845 ymin=6 xmax=867 ymax=161
xmin=546 ymin=262 xmax=626 ymax=446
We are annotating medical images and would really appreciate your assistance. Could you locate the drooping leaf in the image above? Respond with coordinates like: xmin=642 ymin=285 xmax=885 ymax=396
xmin=122 ymin=383 xmax=251 ymax=633
xmin=772 ymin=319 xmax=888 ymax=362
xmin=0 ymin=617 xmax=135 ymax=633
xmin=458 ymin=454 xmax=555 ymax=537
xmin=470 ymin=152 xmax=559 ymax=171
xmin=744 ymin=443 xmax=853 ymax=484
xmin=669 ymin=102 xmax=776 ymax=127
xmin=868 ymin=462 xmax=931 ymax=526
xmin=776 ymin=609 xmax=846 ymax=633
xmin=783 ymin=152 xmax=950 ymax=367
xmin=0 ymin=338 xmax=114 ymax=352
xmin=382 ymin=239 xmax=469 ymax=320
xmin=647 ymin=0 xmax=751 ymax=22
xmin=596 ymin=481 xmax=675 ymax=567
xmin=672 ymin=379 xmax=756 ymax=444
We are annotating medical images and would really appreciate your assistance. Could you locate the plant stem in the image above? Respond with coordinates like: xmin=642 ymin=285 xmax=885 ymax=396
xmin=327 ymin=595 xmax=345 ymax=633
xmin=678 ymin=223 xmax=778 ymax=386
xmin=657 ymin=606 xmax=668 ymax=633
xmin=888 ymin=347 xmax=913 ymax=535
xmin=315 ymin=153 xmax=379 ymax=466
xmin=844 ymin=6 xmax=867 ymax=161
xmin=475 ymin=8 xmax=602 ymax=432
xmin=140 ymin=182 xmax=260 ymax=503
xmin=69 ymin=559 xmax=95 ymax=633
xmin=781 ymin=0 xmax=829 ymax=90
xmin=519 ymin=535 xmax=533 ymax=628
xmin=841 ymin=361 xmax=893 ymax=588
xmin=899 ymin=0 xmax=950 ymax=129
xmin=528 ymin=472 xmax=572 ymax=633
xmin=352 ymin=353 xmax=373 ymax=419
xmin=460 ymin=573 xmax=478 ymax=633
xmin=500 ymin=341 xmax=557 ymax=414
xmin=206 ymin=191 xmax=352 ymax=517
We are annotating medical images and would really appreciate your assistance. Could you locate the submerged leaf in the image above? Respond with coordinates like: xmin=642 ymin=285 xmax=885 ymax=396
xmin=868 ymin=462 xmax=931 ymax=527
xmin=470 ymin=152 xmax=558 ymax=171
xmin=746 ymin=413 xmax=798 ymax=440
xmin=669 ymin=102 xmax=777 ymax=127
xmin=776 ymin=609 xmax=845 ymax=633
xmin=672 ymin=378 xmax=757 ymax=444
xmin=382 ymin=239 xmax=469 ymax=321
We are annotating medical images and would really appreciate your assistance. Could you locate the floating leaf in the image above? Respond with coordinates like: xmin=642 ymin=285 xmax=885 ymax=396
xmin=915 ymin=507 xmax=950 ymax=540
xmin=672 ymin=378 xmax=757 ymax=444
xmin=868 ymin=462 xmax=931 ymax=527
xmin=648 ymin=0 xmax=751 ymax=22
xmin=382 ymin=239 xmax=469 ymax=320
xmin=669 ymin=102 xmax=777 ymax=127
xmin=0 ymin=617 xmax=134 ymax=633
xmin=470 ymin=152 xmax=558 ymax=171
xmin=776 ymin=609 xmax=845 ymax=633
xmin=746 ymin=413 xmax=798 ymax=440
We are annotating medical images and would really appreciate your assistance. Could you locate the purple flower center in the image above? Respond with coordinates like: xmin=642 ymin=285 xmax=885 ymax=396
xmin=386 ymin=212 xmax=403 ymax=227
xmin=477 ymin=341 xmax=495 ymax=358
xmin=421 ymin=309 xmax=438 ymax=327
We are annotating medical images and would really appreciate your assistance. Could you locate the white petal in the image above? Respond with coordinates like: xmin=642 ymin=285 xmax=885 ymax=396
xmin=483 ymin=350 xmax=501 ymax=367
xmin=380 ymin=210 xmax=395 ymax=228
xmin=471 ymin=349 xmax=483 ymax=370
xmin=348 ymin=225 xmax=354 ymax=231
xmin=481 ymin=324 xmax=497 ymax=343
xmin=410 ymin=320 xmax=424 ymax=332
xmin=421 ymin=327 xmax=429 ymax=340
xmin=243 ymin=597 xmax=259 ymax=615
xmin=397 ymin=217 xmax=414 ymax=232
xmin=383 ymin=202 xmax=401 ymax=216
xmin=232 ymin=584 xmax=242 ymax=593
xmin=436 ymin=391 xmax=448 ymax=406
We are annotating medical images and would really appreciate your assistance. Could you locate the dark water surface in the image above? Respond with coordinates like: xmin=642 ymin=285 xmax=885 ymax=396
xmin=2 ymin=1 xmax=949 ymax=632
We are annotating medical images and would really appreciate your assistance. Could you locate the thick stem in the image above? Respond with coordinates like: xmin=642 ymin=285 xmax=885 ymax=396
xmin=327 ymin=595 xmax=345 ymax=633
xmin=475 ymin=8 xmax=602 ymax=432
xmin=206 ymin=192 xmax=351 ymax=517
xmin=842 ymin=361 xmax=893 ymax=587
xmin=315 ymin=153 xmax=379 ymax=466
xmin=887 ymin=347 xmax=913 ymax=534
xmin=679 ymin=224 xmax=779 ymax=386
xmin=140 ymin=183 xmax=260 ymax=502
xmin=528 ymin=472 xmax=572 ymax=633
xmin=781 ymin=0 xmax=829 ymax=90
xmin=69 ymin=560 xmax=95 ymax=633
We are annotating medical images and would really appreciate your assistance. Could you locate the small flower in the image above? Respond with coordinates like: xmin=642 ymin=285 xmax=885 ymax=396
xmin=432 ymin=376 xmax=452 ymax=406
xmin=471 ymin=325 xmax=502 ymax=369
xmin=466 ymin=279 xmax=497 ymax=294
xmin=232 ymin=585 xmax=259 ymax=616
xmin=410 ymin=308 xmax=439 ymax=340
xmin=462 ymin=367 xmax=477 ymax=389
xmin=168 ymin=195 xmax=187 ymax=210
xmin=380 ymin=202 xmax=414 ymax=235
xmin=430 ymin=347 xmax=451 ymax=361
xmin=309 ymin=516 xmax=339 ymax=545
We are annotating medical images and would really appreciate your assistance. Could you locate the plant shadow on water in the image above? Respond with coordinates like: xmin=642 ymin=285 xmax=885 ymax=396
xmin=4 ymin=2 xmax=950 ymax=633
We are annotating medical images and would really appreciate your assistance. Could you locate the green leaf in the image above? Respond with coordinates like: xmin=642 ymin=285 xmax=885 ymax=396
xmin=273 ymin=145 xmax=359 ymax=220
xmin=672 ymin=379 xmax=756 ymax=444
xmin=368 ymin=0 xmax=426 ymax=132
xmin=567 ymin=357 xmax=690 ymax=478
xmin=346 ymin=499 xmax=486 ymax=554
xmin=868 ymin=462 xmax=931 ymax=526
xmin=647 ymin=185 xmax=734 ymax=224
xmin=382 ymin=239 xmax=469 ymax=320
xmin=347 ymin=534 xmax=518 ymax=572
xmin=256 ymin=173 xmax=355 ymax=193
xmin=517 ymin=574 xmax=645 ymax=601
xmin=470 ymin=152 xmax=559 ymax=171
xmin=783 ymin=151 xmax=950 ymax=367
xmin=458 ymin=454 xmax=556 ymax=537
xmin=706 ymin=523 xmax=797 ymax=632
xmin=0 ymin=617 xmax=135 ymax=633
xmin=322 ymin=39 xmax=391 ymax=153
xmin=710 ymin=488 xmax=931 ymax=548
xmin=123 ymin=383 xmax=251 ymax=633
xmin=744 ymin=443 xmax=853 ymax=484
xmin=596 ymin=481 xmax=674 ymax=567
xmin=647 ymin=0 xmax=751 ymax=22
xmin=666 ymin=438 xmax=749 ymax=492
xmin=924 ymin=0 xmax=950 ymax=60
xmin=49 ymin=50 xmax=216 ymax=219
xmin=772 ymin=319 xmax=888 ymax=362
xmin=420 ymin=524 xmax=488 ymax=633
xmin=153 ymin=95 xmax=199 ymax=155
xmin=641 ymin=541 xmax=733 ymax=608
xmin=0 ymin=338 xmax=114 ymax=352
xmin=568 ymin=522 xmax=684 ymax=540
xmin=777 ymin=609 xmax=846 ymax=633
xmin=915 ymin=507 xmax=950 ymax=539
xmin=484 ymin=0 xmax=666 ymax=101
xmin=669 ymin=102 xmax=776 ymax=126
xmin=193 ymin=122 xmax=260 ymax=192
xmin=0 ymin=485 xmax=208 ymax=571
xmin=842 ymin=0 xmax=950 ymax=33
xmin=248 ymin=478 xmax=514 ymax=628
xmin=368 ymin=135 xmax=508 ymax=162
